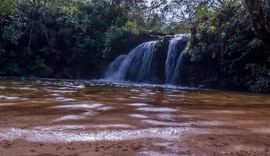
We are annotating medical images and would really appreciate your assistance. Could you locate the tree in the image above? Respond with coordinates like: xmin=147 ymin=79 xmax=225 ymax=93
xmin=242 ymin=0 xmax=270 ymax=49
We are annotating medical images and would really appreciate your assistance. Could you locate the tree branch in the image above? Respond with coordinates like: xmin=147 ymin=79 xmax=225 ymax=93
xmin=224 ymin=40 xmax=261 ymax=70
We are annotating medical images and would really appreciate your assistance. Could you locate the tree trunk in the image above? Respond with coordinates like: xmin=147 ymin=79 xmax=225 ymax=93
xmin=243 ymin=0 xmax=270 ymax=49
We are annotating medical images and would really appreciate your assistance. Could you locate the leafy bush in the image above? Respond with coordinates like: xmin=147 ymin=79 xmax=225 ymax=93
xmin=245 ymin=64 xmax=270 ymax=93
xmin=103 ymin=26 xmax=128 ymax=60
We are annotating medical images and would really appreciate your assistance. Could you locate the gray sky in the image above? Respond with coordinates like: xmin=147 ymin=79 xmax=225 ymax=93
xmin=147 ymin=0 xmax=152 ymax=5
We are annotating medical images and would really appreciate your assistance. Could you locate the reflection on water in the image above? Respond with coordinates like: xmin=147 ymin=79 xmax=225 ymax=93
xmin=0 ymin=78 xmax=270 ymax=155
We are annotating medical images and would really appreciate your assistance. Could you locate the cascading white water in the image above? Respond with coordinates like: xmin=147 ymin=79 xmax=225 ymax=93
xmin=171 ymin=51 xmax=185 ymax=84
xmin=104 ymin=54 xmax=126 ymax=79
xmin=165 ymin=34 xmax=189 ymax=84
xmin=104 ymin=41 xmax=157 ymax=82
xmin=103 ymin=34 xmax=189 ymax=84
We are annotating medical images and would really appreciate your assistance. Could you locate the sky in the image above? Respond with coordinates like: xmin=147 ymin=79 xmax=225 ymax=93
xmin=147 ymin=0 xmax=152 ymax=6
xmin=147 ymin=0 xmax=172 ymax=6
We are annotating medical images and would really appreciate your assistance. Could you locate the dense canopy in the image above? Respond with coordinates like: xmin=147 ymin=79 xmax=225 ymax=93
xmin=0 ymin=0 xmax=269 ymax=92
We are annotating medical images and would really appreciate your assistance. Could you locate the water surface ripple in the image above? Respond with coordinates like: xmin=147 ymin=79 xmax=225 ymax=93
xmin=0 ymin=78 xmax=270 ymax=155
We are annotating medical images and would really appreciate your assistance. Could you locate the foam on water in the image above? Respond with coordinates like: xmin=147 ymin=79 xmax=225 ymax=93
xmin=33 ymin=125 xmax=87 ymax=130
xmin=130 ymin=114 xmax=149 ymax=119
xmin=139 ymin=151 xmax=179 ymax=156
xmin=157 ymin=114 xmax=174 ymax=121
xmin=94 ymin=124 xmax=134 ymax=128
xmin=0 ymin=127 xmax=189 ymax=142
xmin=96 ymin=106 xmax=113 ymax=111
xmin=51 ymin=103 xmax=103 ymax=109
xmin=54 ymin=115 xmax=86 ymax=121
xmin=33 ymin=124 xmax=133 ymax=131
xmin=54 ymin=97 xmax=76 ymax=102
xmin=48 ymin=90 xmax=76 ymax=93
xmin=128 ymin=103 xmax=149 ymax=107
xmin=142 ymin=120 xmax=190 ymax=127
xmin=81 ymin=110 xmax=99 ymax=116
xmin=15 ymin=87 xmax=37 ymax=91
xmin=0 ymin=95 xmax=28 ymax=100
xmin=130 ymin=96 xmax=148 ymax=100
xmin=137 ymin=107 xmax=177 ymax=112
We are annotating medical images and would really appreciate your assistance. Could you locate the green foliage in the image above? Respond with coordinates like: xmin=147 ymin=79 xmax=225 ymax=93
xmin=0 ymin=0 xmax=16 ymax=16
xmin=0 ymin=0 xmax=269 ymax=93
xmin=103 ymin=26 xmax=127 ymax=60
xmin=2 ymin=25 xmax=23 ymax=44
xmin=186 ymin=0 xmax=270 ymax=92
xmin=103 ymin=20 xmax=144 ymax=61
xmin=189 ymin=2 xmax=250 ymax=61
xmin=245 ymin=64 xmax=270 ymax=93
xmin=155 ymin=38 xmax=169 ymax=50
xmin=0 ymin=0 xmax=169 ymax=78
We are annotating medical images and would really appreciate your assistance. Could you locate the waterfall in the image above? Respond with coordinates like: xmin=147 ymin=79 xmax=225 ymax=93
xmin=171 ymin=51 xmax=185 ymax=84
xmin=165 ymin=34 xmax=189 ymax=84
xmin=104 ymin=54 xmax=126 ymax=79
xmin=103 ymin=34 xmax=189 ymax=85
xmin=104 ymin=41 xmax=157 ymax=82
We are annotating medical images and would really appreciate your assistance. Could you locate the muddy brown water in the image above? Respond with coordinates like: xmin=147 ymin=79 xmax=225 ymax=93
xmin=0 ymin=78 xmax=270 ymax=156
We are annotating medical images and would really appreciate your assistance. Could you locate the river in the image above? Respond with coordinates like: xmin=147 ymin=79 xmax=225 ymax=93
xmin=0 ymin=78 xmax=270 ymax=155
